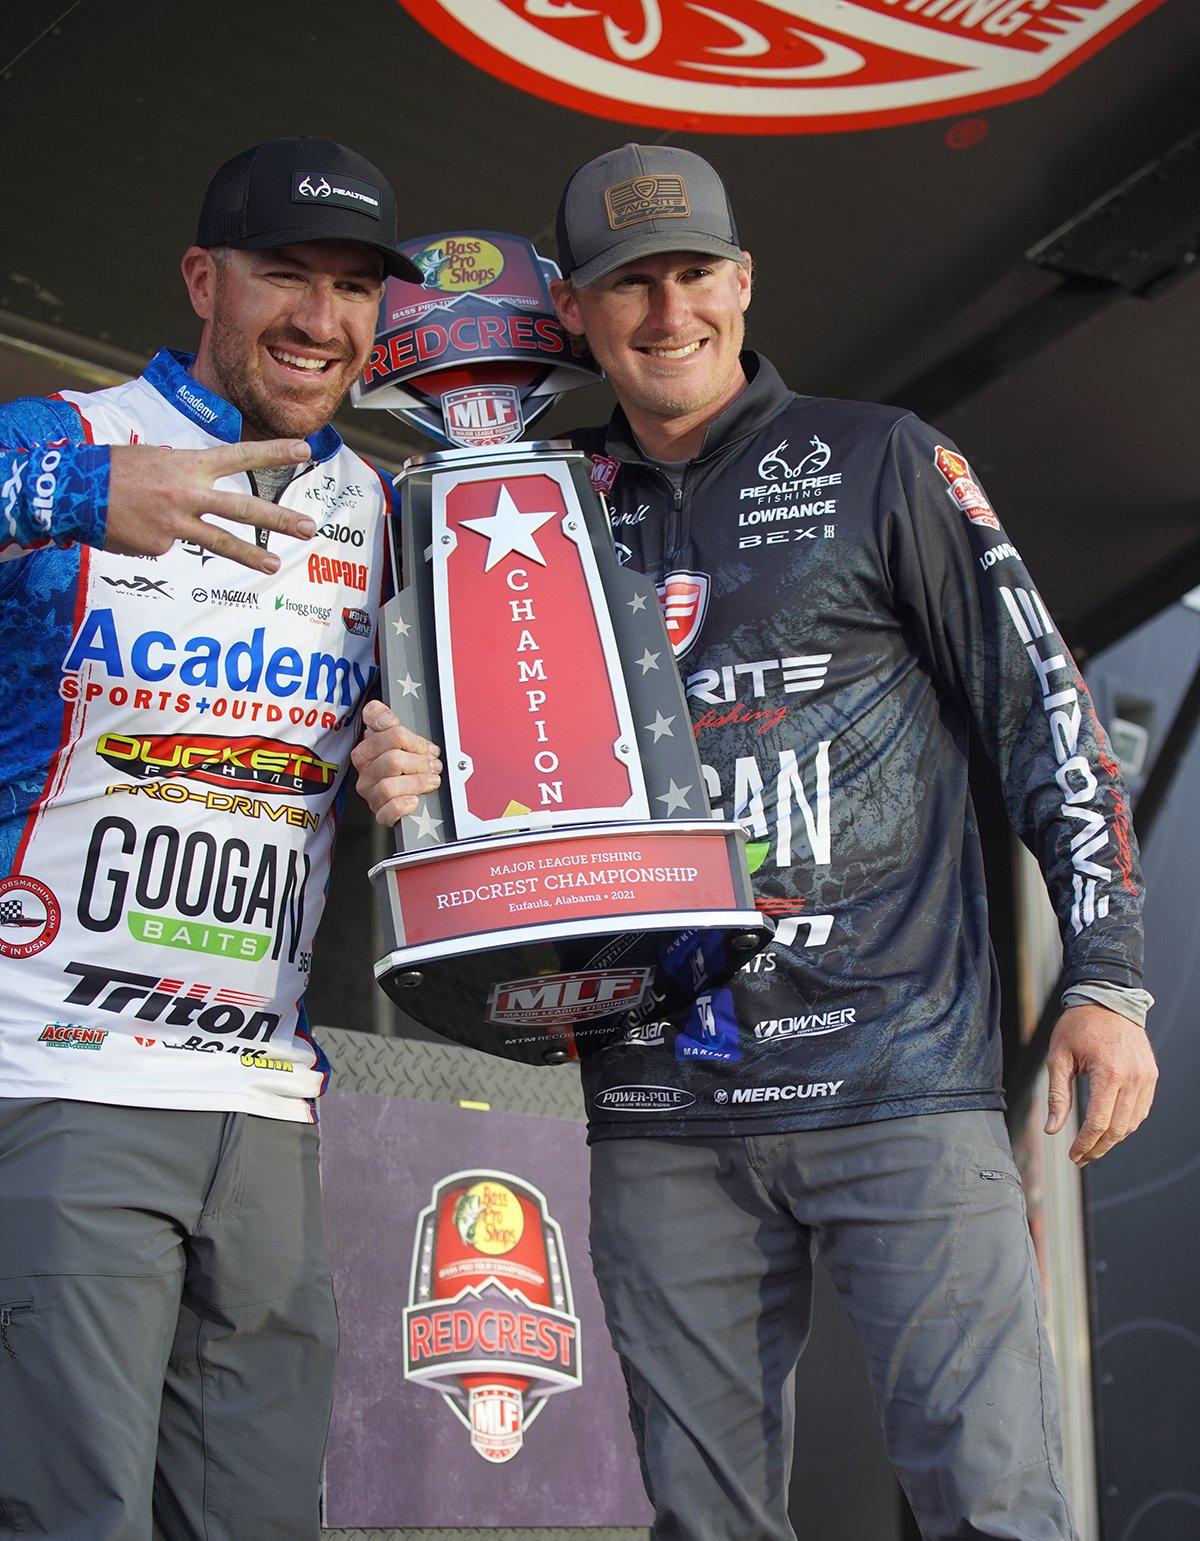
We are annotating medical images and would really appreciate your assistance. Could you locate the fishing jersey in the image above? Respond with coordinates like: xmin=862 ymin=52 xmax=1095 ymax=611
xmin=0 ymin=349 xmax=392 ymax=1121
xmin=572 ymin=353 xmax=1144 ymax=1139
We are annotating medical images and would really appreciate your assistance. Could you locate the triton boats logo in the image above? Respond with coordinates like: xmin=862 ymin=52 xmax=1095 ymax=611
xmin=398 ymin=1 xmax=1164 ymax=135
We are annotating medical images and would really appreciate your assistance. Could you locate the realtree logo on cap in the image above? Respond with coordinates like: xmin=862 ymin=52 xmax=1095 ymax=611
xmin=605 ymin=175 xmax=689 ymax=230
xmin=292 ymin=171 xmax=382 ymax=219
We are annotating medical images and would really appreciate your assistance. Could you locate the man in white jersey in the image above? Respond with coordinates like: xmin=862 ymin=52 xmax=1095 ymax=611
xmin=0 ymin=138 xmax=440 ymax=1538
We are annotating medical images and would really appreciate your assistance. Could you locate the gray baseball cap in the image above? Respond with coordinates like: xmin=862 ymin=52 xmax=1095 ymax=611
xmin=556 ymin=144 xmax=743 ymax=288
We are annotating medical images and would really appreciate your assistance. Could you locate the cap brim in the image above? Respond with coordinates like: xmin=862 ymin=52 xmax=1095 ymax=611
xmin=571 ymin=231 xmax=744 ymax=288
xmin=229 ymin=229 xmax=422 ymax=284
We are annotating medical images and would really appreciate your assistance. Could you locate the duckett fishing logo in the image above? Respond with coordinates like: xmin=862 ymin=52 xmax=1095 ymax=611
xmin=403 ymin=1171 xmax=581 ymax=1464
xmin=398 ymin=1 xmax=1165 ymax=135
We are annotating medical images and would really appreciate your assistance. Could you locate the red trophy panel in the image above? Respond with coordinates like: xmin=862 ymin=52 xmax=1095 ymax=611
xmin=434 ymin=464 xmax=646 ymax=834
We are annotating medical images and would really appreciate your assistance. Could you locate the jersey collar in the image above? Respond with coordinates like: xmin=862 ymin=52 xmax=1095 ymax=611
xmin=142 ymin=348 xmax=343 ymax=464
xmin=602 ymin=351 xmax=793 ymax=466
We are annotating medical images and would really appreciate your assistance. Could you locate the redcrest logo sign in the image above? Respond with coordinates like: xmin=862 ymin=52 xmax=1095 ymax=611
xmin=403 ymin=1170 xmax=581 ymax=1464
xmin=396 ymin=1 xmax=1165 ymax=136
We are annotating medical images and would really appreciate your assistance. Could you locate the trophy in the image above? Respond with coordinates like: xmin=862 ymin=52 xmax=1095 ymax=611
xmin=352 ymin=231 xmax=770 ymax=1065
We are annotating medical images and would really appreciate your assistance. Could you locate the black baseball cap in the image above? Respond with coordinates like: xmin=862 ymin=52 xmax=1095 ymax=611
xmin=556 ymin=144 xmax=743 ymax=288
xmin=196 ymin=136 xmax=421 ymax=282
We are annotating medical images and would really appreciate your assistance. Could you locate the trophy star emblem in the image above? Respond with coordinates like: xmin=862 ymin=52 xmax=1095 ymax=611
xmin=627 ymin=592 xmax=648 ymax=613
xmin=408 ymin=805 xmax=443 ymax=842
xmin=391 ymin=614 xmax=412 ymax=637
xmin=460 ymin=484 xmax=558 ymax=571
xmin=637 ymin=647 xmax=661 ymax=674
xmin=645 ymin=711 xmax=675 ymax=742
xmin=395 ymin=672 xmax=422 ymax=698
xmin=656 ymin=779 xmax=692 ymax=815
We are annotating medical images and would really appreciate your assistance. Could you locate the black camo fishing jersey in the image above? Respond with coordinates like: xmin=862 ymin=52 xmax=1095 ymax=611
xmin=572 ymin=354 xmax=1144 ymax=1139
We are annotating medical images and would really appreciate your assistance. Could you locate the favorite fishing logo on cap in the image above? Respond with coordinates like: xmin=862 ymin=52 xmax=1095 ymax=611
xmin=403 ymin=1170 xmax=582 ymax=1463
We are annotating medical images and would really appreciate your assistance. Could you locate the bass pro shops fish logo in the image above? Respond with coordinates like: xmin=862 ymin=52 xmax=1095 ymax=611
xmin=403 ymin=1171 xmax=582 ymax=1463
xmin=396 ymin=1 xmax=1165 ymax=135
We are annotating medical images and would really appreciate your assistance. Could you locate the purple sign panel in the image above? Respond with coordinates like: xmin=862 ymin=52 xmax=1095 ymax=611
xmin=320 ymin=1092 xmax=653 ymax=1529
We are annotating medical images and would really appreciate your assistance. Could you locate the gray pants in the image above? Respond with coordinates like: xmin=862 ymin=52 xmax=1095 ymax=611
xmin=0 ymin=1098 xmax=338 ymax=1541
xmin=590 ymin=1111 xmax=1076 ymax=1541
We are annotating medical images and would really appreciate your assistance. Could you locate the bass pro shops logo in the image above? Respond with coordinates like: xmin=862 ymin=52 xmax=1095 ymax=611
xmin=404 ymin=1171 xmax=581 ymax=1463
xmin=397 ymin=2 xmax=1164 ymax=135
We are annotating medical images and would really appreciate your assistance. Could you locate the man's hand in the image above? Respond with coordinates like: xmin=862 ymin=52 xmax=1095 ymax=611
xmin=351 ymin=699 xmax=443 ymax=827
xmin=1044 ymin=1003 xmax=1158 ymax=1165
xmin=105 ymin=439 xmax=317 ymax=573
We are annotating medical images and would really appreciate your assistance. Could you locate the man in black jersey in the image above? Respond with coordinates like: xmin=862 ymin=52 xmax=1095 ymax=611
xmin=539 ymin=142 xmax=1158 ymax=1541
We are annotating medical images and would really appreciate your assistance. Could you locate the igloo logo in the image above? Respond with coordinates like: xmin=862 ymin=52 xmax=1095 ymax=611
xmin=398 ymin=1 xmax=1165 ymax=135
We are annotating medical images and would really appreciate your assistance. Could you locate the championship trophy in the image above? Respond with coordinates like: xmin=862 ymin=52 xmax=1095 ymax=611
xmin=352 ymin=231 xmax=770 ymax=1065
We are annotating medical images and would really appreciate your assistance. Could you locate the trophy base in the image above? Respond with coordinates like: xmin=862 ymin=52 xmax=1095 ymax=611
xmin=369 ymin=822 xmax=772 ymax=1065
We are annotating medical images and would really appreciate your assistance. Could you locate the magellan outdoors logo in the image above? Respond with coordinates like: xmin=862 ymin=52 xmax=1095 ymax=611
xmin=656 ymin=571 xmax=709 ymax=658
xmin=605 ymin=174 xmax=689 ymax=229
xmin=0 ymin=875 xmax=61 ymax=959
xmin=403 ymin=1171 xmax=582 ymax=1464
xmin=95 ymin=733 xmax=339 ymax=796
xmin=398 ymin=1 xmax=1164 ymax=135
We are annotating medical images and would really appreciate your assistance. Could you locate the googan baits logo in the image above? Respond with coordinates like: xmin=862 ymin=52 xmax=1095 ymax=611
xmin=397 ymin=1 xmax=1165 ymax=135
xmin=403 ymin=1171 xmax=581 ymax=1463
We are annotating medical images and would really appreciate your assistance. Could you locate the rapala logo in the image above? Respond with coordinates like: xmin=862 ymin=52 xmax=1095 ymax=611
xmin=307 ymin=553 xmax=367 ymax=591
xmin=729 ymin=1080 xmax=844 ymax=1104
xmin=400 ymin=1 xmax=1166 ymax=135
xmin=488 ymin=968 xmax=651 ymax=1026
xmin=61 ymin=960 xmax=281 ymax=1042
xmin=404 ymin=1170 xmax=581 ymax=1464
xmin=593 ymin=1085 xmax=696 ymax=1113
xmin=96 ymin=732 xmax=338 ymax=796
xmin=61 ymin=610 xmax=371 ymax=707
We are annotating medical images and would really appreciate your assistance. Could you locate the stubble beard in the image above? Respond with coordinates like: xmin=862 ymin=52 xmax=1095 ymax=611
xmin=207 ymin=312 xmax=355 ymax=441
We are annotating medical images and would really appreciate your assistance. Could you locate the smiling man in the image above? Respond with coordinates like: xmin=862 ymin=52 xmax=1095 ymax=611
xmin=0 ymin=138 xmax=440 ymax=1538
xmin=548 ymin=144 xmax=1158 ymax=1541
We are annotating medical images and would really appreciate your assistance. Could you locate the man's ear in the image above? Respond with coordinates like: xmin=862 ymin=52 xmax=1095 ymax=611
xmin=181 ymin=247 xmax=219 ymax=322
xmin=550 ymin=275 xmax=583 ymax=336
xmin=737 ymin=252 xmax=753 ymax=314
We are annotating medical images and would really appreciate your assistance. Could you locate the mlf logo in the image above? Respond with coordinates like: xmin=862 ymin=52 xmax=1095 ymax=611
xmin=442 ymin=385 xmax=523 ymax=448
xmin=487 ymin=967 xmax=652 ymax=1026
xmin=656 ymin=570 xmax=709 ymax=658
xmin=399 ymin=1 xmax=1165 ymax=135
xmin=404 ymin=1170 xmax=581 ymax=1463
